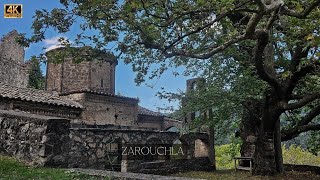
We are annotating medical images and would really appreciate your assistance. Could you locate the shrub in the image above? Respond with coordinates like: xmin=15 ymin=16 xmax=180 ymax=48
xmin=283 ymin=145 xmax=320 ymax=167
xmin=215 ymin=143 xmax=240 ymax=169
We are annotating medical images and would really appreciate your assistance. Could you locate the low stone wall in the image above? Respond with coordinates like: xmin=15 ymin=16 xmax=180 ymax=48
xmin=127 ymin=157 xmax=212 ymax=175
xmin=66 ymin=128 xmax=211 ymax=173
xmin=66 ymin=128 xmax=188 ymax=169
xmin=0 ymin=110 xmax=70 ymax=166
xmin=0 ymin=110 xmax=212 ymax=174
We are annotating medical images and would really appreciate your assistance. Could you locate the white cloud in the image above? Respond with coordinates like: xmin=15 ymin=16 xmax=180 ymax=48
xmin=43 ymin=36 xmax=68 ymax=52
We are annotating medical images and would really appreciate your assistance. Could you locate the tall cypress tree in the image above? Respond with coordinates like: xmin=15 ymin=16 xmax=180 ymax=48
xmin=28 ymin=58 xmax=45 ymax=90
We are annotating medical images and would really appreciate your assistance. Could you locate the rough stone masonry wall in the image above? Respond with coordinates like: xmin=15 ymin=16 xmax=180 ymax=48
xmin=0 ymin=31 xmax=29 ymax=88
xmin=66 ymin=128 xmax=183 ymax=169
xmin=80 ymin=93 xmax=139 ymax=126
xmin=67 ymin=128 xmax=212 ymax=174
xmin=46 ymin=50 xmax=116 ymax=94
xmin=45 ymin=63 xmax=62 ymax=92
xmin=90 ymin=61 xmax=116 ymax=94
xmin=137 ymin=115 xmax=163 ymax=131
xmin=0 ymin=109 xmax=212 ymax=174
xmin=0 ymin=110 xmax=70 ymax=167
xmin=62 ymin=59 xmax=91 ymax=93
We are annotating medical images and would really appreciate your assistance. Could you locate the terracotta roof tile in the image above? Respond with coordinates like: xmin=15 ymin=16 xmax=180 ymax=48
xmin=138 ymin=106 xmax=163 ymax=116
xmin=59 ymin=89 xmax=139 ymax=102
xmin=0 ymin=82 xmax=82 ymax=108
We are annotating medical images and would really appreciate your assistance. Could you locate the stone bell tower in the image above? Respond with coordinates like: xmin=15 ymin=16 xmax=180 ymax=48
xmin=45 ymin=47 xmax=117 ymax=94
xmin=182 ymin=78 xmax=206 ymax=124
xmin=0 ymin=30 xmax=29 ymax=88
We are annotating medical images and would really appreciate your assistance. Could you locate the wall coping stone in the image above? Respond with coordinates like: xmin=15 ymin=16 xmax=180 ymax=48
xmin=69 ymin=127 xmax=179 ymax=134
xmin=0 ymin=109 xmax=69 ymax=121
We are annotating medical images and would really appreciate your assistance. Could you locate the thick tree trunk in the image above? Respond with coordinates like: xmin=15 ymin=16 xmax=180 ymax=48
xmin=239 ymin=99 xmax=283 ymax=176
xmin=274 ymin=118 xmax=284 ymax=173
xmin=253 ymin=130 xmax=277 ymax=175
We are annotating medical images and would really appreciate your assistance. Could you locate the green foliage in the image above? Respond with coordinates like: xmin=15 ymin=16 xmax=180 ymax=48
xmin=0 ymin=156 xmax=109 ymax=179
xmin=306 ymin=131 xmax=320 ymax=155
xmin=283 ymin=145 xmax=320 ymax=167
xmin=27 ymin=57 xmax=45 ymax=90
xmin=215 ymin=144 xmax=241 ymax=169
xmin=25 ymin=0 xmax=318 ymax=83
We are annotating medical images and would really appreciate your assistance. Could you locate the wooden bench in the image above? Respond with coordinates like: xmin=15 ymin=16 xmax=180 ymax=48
xmin=234 ymin=157 xmax=253 ymax=173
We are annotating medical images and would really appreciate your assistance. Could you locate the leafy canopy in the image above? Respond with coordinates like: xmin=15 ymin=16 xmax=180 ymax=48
xmin=24 ymin=1 xmax=320 ymax=140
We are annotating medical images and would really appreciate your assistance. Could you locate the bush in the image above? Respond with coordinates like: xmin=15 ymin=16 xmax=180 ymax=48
xmin=283 ymin=145 xmax=320 ymax=167
xmin=215 ymin=143 xmax=240 ymax=169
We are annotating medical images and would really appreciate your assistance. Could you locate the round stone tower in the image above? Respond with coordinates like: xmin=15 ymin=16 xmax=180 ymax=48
xmin=45 ymin=47 xmax=117 ymax=94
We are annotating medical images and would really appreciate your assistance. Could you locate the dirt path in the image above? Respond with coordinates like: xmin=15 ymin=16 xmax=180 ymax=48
xmin=67 ymin=168 xmax=206 ymax=180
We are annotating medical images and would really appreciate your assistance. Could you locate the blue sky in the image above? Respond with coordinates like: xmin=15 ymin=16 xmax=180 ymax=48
xmin=0 ymin=0 xmax=192 ymax=112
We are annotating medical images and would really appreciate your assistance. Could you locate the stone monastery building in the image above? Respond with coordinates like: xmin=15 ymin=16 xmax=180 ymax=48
xmin=0 ymin=30 xmax=180 ymax=131
xmin=0 ymin=30 xmax=213 ymax=174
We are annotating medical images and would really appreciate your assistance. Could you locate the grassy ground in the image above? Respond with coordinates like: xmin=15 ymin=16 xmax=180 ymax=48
xmin=0 ymin=156 xmax=109 ymax=180
xmin=175 ymin=170 xmax=320 ymax=180
xmin=2 ymin=155 xmax=320 ymax=180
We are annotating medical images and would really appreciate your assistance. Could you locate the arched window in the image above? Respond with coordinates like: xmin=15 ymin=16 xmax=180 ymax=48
xmin=192 ymin=81 xmax=198 ymax=90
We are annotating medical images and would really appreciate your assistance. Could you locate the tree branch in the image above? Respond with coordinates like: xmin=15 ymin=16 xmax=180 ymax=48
xmin=282 ymin=0 xmax=320 ymax=18
xmin=286 ymin=59 xmax=319 ymax=94
xmin=162 ymin=11 xmax=231 ymax=54
xmin=284 ymin=92 xmax=320 ymax=110
xmin=282 ymin=124 xmax=320 ymax=141
xmin=138 ymin=34 xmax=247 ymax=59
xmin=140 ymin=0 xmax=167 ymax=20
xmin=289 ymin=92 xmax=319 ymax=100
xmin=255 ymin=0 xmax=284 ymax=12
xmin=163 ymin=1 xmax=257 ymax=55
xmin=266 ymin=10 xmax=278 ymax=30
xmin=245 ymin=13 xmax=263 ymax=37
xmin=298 ymin=105 xmax=320 ymax=126
xmin=254 ymin=0 xmax=267 ymax=11
xmin=253 ymin=29 xmax=280 ymax=90
xmin=289 ymin=44 xmax=304 ymax=73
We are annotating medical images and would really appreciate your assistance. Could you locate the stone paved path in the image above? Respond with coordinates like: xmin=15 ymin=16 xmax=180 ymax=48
xmin=67 ymin=168 xmax=206 ymax=180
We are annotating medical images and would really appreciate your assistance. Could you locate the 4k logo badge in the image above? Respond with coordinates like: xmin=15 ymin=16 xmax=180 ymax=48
xmin=4 ymin=4 xmax=23 ymax=18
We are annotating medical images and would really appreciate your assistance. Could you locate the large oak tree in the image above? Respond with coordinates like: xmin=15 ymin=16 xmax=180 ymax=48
xmin=25 ymin=0 xmax=320 ymax=176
